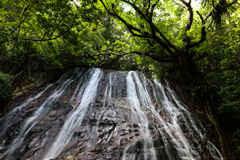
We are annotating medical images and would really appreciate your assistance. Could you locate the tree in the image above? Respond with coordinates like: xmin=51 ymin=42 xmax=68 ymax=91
xmin=98 ymin=0 xmax=238 ymax=159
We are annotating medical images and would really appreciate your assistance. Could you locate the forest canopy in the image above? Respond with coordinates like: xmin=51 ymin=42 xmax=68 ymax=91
xmin=0 ymin=0 xmax=239 ymax=159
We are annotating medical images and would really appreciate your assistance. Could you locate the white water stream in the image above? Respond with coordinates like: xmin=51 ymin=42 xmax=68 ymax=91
xmin=0 ymin=69 xmax=223 ymax=160
xmin=0 ymin=68 xmax=84 ymax=160
xmin=122 ymin=71 xmax=157 ymax=160
xmin=43 ymin=68 xmax=102 ymax=160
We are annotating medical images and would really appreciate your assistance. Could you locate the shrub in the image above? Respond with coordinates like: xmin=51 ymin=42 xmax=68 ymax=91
xmin=0 ymin=72 xmax=13 ymax=103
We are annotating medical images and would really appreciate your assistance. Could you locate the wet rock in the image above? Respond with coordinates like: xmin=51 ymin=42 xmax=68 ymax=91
xmin=0 ymin=69 xmax=223 ymax=160
xmin=0 ymin=145 xmax=6 ymax=151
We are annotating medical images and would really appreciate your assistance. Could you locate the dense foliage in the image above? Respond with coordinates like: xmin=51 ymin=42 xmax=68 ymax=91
xmin=197 ymin=12 xmax=240 ymax=155
xmin=0 ymin=0 xmax=239 ymax=159
xmin=0 ymin=72 xmax=13 ymax=103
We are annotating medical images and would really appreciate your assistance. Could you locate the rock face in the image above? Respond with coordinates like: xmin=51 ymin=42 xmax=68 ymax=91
xmin=0 ymin=68 xmax=223 ymax=160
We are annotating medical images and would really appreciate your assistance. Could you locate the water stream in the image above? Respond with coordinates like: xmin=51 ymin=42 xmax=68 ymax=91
xmin=0 ymin=68 xmax=223 ymax=160
xmin=43 ymin=68 xmax=102 ymax=160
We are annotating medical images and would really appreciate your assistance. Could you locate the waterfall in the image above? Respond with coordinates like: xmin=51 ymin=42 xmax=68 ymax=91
xmin=0 ymin=68 xmax=84 ymax=160
xmin=43 ymin=68 xmax=102 ymax=160
xmin=0 ymin=68 xmax=223 ymax=160
xmin=122 ymin=71 xmax=157 ymax=160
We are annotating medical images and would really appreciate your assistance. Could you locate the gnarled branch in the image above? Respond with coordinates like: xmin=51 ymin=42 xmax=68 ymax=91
xmin=188 ymin=11 xmax=206 ymax=49
xmin=122 ymin=0 xmax=176 ymax=51
xmin=100 ymin=0 xmax=177 ymax=55
xmin=131 ymin=51 xmax=177 ymax=63
xmin=179 ymin=0 xmax=194 ymax=48
xmin=205 ymin=0 xmax=238 ymax=21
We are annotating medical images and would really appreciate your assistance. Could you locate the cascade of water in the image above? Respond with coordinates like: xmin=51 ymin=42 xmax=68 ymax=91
xmin=163 ymin=80 xmax=204 ymax=137
xmin=151 ymin=80 xmax=199 ymax=159
xmin=162 ymin=81 xmax=205 ymax=153
xmin=69 ymin=69 xmax=92 ymax=104
xmin=207 ymin=141 xmax=224 ymax=159
xmin=0 ymin=83 xmax=53 ymax=138
xmin=122 ymin=71 xmax=157 ymax=160
xmin=163 ymin=80 xmax=223 ymax=160
xmin=0 ymin=69 xmax=224 ymax=160
xmin=87 ymin=72 xmax=118 ymax=149
xmin=43 ymin=68 xmax=102 ymax=160
xmin=0 ymin=69 xmax=75 ymax=138
xmin=103 ymin=73 xmax=113 ymax=106
xmin=152 ymin=79 xmax=223 ymax=160
xmin=0 ymin=68 xmax=84 ymax=160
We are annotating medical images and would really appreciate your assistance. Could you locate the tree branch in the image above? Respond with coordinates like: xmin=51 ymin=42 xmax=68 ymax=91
xmin=153 ymin=26 xmax=177 ymax=52
xmin=150 ymin=2 xmax=158 ymax=20
xmin=227 ymin=0 xmax=238 ymax=7
xmin=131 ymin=51 xmax=177 ymax=63
xmin=100 ymin=0 xmax=142 ymax=34
xmin=100 ymin=0 xmax=176 ymax=55
xmin=179 ymin=0 xmax=194 ymax=47
xmin=173 ymin=0 xmax=186 ymax=8
xmin=146 ymin=0 xmax=151 ymax=16
xmin=122 ymin=0 xmax=156 ymax=35
xmin=10 ymin=4 xmax=32 ymax=36
xmin=188 ymin=11 xmax=206 ymax=49
xmin=205 ymin=0 xmax=238 ymax=21
xmin=122 ymin=0 xmax=177 ymax=52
